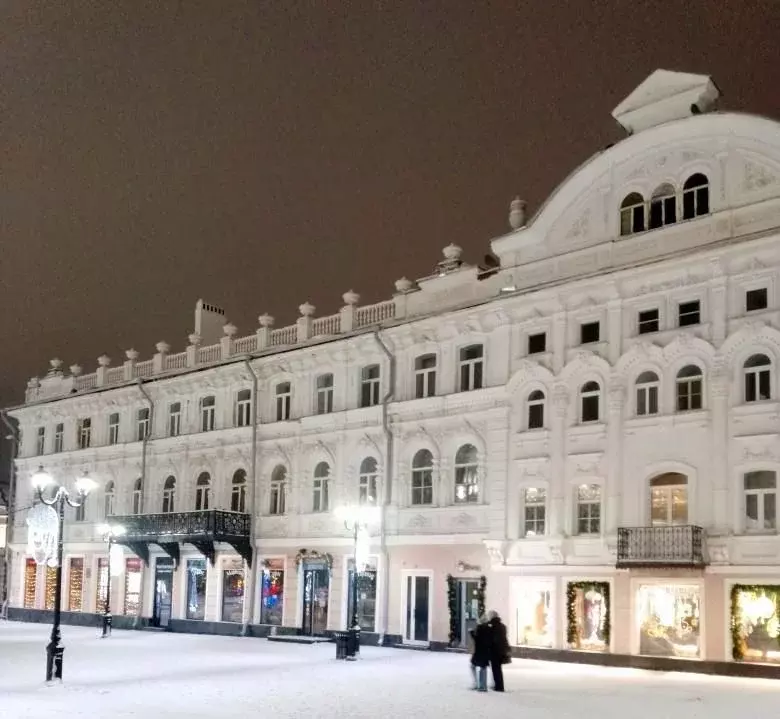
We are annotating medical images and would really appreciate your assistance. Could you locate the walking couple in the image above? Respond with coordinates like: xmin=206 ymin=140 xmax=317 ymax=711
xmin=469 ymin=610 xmax=511 ymax=692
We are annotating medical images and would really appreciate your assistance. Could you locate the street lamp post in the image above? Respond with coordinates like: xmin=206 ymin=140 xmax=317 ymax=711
xmin=97 ymin=523 xmax=125 ymax=638
xmin=31 ymin=467 xmax=96 ymax=683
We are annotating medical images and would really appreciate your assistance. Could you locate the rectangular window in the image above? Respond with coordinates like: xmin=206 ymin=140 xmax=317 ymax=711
xmin=523 ymin=488 xmax=546 ymax=537
xmin=186 ymin=559 xmax=207 ymax=620
xmin=108 ymin=413 xmax=120 ymax=445
xmin=316 ymin=375 xmax=334 ymax=414
xmin=36 ymin=426 xmax=46 ymax=455
xmin=269 ymin=480 xmax=286 ymax=515
xmin=576 ymin=485 xmax=601 ymax=535
xmin=75 ymin=497 xmax=87 ymax=522
xmin=68 ymin=558 xmax=84 ymax=612
xmin=360 ymin=365 xmax=381 ymax=408
xmin=96 ymin=558 xmax=109 ymax=612
xmin=24 ymin=558 xmax=37 ymax=608
xmin=276 ymin=383 xmax=292 ymax=421
xmin=53 ymin=423 xmax=64 ymax=453
xmin=222 ymin=567 xmax=245 ymax=623
xmin=527 ymin=332 xmax=547 ymax=355
xmin=414 ymin=355 xmax=437 ymax=399
xmin=746 ymin=287 xmax=768 ymax=313
xmin=200 ymin=396 xmax=216 ymax=432
xmin=124 ymin=558 xmax=142 ymax=616
xmin=636 ymin=378 xmax=659 ymax=416
xmin=580 ymin=321 xmax=600 ymax=344
xmin=260 ymin=559 xmax=285 ymax=625
xmin=168 ymin=402 xmax=181 ymax=437
xmin=45 ymin=566 xmax=57 ymax=610
xmin=744 ymin=471 xmax=777 ymax=532
xmin=136 ymin=408 xmax=150 ymax=441
xmin=235 ymin=390 xmax=252 ymax=427
xmin=678 ymin=300 xmax=701 ymax=327
xmin=637 ymin=308 xmax=659 ymax=335
xmin=77 ymin=418 xmax=92 ymax=449
xmin=313 ymin=478 xmax=329 ymax=512
xmin=459 ymin=345 xmax=484 ymax=392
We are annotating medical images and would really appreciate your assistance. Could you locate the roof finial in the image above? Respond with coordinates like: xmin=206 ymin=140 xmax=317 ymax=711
xmin=509 ymin=197 xmax=527 ymax=230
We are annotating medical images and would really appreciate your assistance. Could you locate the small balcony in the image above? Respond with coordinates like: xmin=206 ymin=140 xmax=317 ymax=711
xmin=616 ymin=525 xmax=706 ymax=569
xmin=111 ymin=510 xmax=252 ymax=567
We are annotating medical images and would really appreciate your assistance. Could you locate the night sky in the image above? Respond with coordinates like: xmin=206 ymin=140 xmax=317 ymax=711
xmin=2 ymin=0 xmax=779 ymax=415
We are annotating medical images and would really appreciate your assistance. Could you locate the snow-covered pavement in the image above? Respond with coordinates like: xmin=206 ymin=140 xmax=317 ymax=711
xmin=1 ymin=622 xmax=779 ymax=718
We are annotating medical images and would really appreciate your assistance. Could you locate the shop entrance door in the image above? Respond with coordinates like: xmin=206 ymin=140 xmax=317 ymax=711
xmin=152 ymin=557 xmax=174 ymax=628
xmin=457 ymin=579 xmax=480 ymax=647
xmin=302 ymin=564 xmax=330 ymax=635
xmin=403 ymin=573 xmax=431 ymax=644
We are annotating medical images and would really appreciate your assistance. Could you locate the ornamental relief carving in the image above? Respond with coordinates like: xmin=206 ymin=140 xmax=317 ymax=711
xmin=743 ymin=159 xmax=778 ymax=192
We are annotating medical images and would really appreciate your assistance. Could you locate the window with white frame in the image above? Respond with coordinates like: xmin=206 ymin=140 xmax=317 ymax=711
xmin=681 ymin=173 xmax=709 ymax=220
xmin=523 ymin=487 xmax=546 ymax=536
xmin=108 ymin=413 xmax=120 ymax=444
xmin=637 ymin=308 xmax=660 ymax=335
xmin=744 ymin=471 xmax=776 ymax=532
xmin=168 ymin=402 xmax=181 ymax=437
xmin=276 ymin=382 xmax=292 ymax=421
xmin=36 ymin=426 xmax=46 ymax=455
xmin=580 ymin=381 xmax=601 ymax=422
xmin=75 ymin=496 xmax=87 ymax=522
xmin=77 ymin=418 xmax=92 ymax=449
xmin=231 ymin=469 xmax=247 ymax=512
xmin=746 ymin=287 xmax=768 ymax=313
xmin=270 ymin=465 xmax=287 ymax=515
xmin=576 ymin=484 xmax=601 ymax=535
xmin=527 ymin=390 xmax=545 ymax=429
xmin=459 ymin=345 xmax=484 ymax=392
xmin=635 ymin=371 xmax=660 ymax=416
xmin=411 ymin=449 xmax=434 ymax=506
xmin=648 ymin=183 xmax=677 ymax=229
xmin=162 ymin=476 xmax=176 ymax=513
xmin=414 ymin=354 xmax=437 ymax=399
xmin=235 ymin=389 xmax=252 ymax=427
xmin=104 ymin=481 xmax=115 ymax=517
xmin=744 ymin=354 xmax=771 ymax=402
xmin=620 ymin=192 xmax=645 ymax=236
xmin=676 ymin=365 xmax=703 ymax=411
xmin=316 ymin=374 xmax=334 ymax=414
xmin=136 ymin=407 xmax=150 ymax=441
xmin=132 ymin=478 xmax=144 ymax=514
xmin=359 ymin=457 xmax=378 ymax=505
xmin=360 ymin=365 xmax=381 ymax=408
xmin=195 ymin=472 xmax=211 ymax=511
xmin=678 ymin=300 xmax=700 ymax=327
xmin=313 ymin=462 xmax=330 ymax=512
xmin=454 ymin=444 xmax=479 ymax=504
xmin=54 ymin=423 xmax=64 ymax=453
xmin=200 ymin=396 xmax=216 ymax=432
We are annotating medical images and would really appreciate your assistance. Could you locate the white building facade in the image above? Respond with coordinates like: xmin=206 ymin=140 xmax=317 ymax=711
xmin=6 ymin=70 xmax=780 ymax=665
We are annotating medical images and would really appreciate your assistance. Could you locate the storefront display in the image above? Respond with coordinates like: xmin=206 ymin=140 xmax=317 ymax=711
xmin=347 ymin=559 xmax=376 ymax=632
xmin=124 ymin=558 xmax=142 ymax=616
xmin=514 ymin=584 xmax=553 ymax=647
xmin=566 ymin=581 xmax=610 ymax=651
xmin=45 ymin=566 xmax=57 ymax=610
xmin=24 ymin=558 xmax=37 ymax=609
xmin=186 ymin=559 xmax=207 ymax=621
xmin=68 ymin=558 xmax=84 ymax=612
xmin=96 ymin=558 xmax=109 ymax=611
xmin=637 ymin=584 xmax=700 ymax=658
xmin=260 ymin=559 xmax=284 ymax=625
xmin=222 ymin=560 xmax=245 ymax=623
xmin=731 ymin=584 xmax=780 ymax=663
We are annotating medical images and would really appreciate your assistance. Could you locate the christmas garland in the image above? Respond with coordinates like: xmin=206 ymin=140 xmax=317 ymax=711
xmin=446 ymin=574 xmax=458 ymax=646
xmin=565 ymin=581 xmax=611 ymax=649
xmin=477 ymin=575 xmax=487 ymax=618
xmin=294 ymin=549 xmax=333 ymax=570
xmin=729 ymin=583 xmax=780 ymax=661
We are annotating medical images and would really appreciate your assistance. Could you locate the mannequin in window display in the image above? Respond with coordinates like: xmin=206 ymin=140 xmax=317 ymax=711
xmin=584 ymin=590 xmax=604 ymax=645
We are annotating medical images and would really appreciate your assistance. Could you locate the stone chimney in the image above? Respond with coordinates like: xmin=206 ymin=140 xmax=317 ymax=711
xmin=194 ymin=299 xmax=226 ymax=346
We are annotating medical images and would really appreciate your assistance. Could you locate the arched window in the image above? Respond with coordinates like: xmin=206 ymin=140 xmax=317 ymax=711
xmin=104 ymin=480 xmax=115 ymax=518
xmin=620 ymin=192 xmax=645 ymax=236
xmin=132 ymin=478 xmax=144 ymax=515
xmin=270 ymin=465 xmax=286 ymax=515
xmin=649 ymin=183 xmax=677 ymax=229
xmin=359 ymin=457 xmax=378 ymax=505
xmin=162 ymin=476 xmax=176 ymax=513
xmin=744 ymin=471 xmax=776 ymax=531
xmin=744 ymin=354 xmax=772 ymax=402
xmin=676 ymin=365 xmax=703 ymax=411
xmin=200 ymin=395 xmax=216 ymax=432
xmin=411 ymin=449 xmax=434 ymax=506
xmin=316 ymin=373 xmax=334 ymax=414
xmin=454 ymin=444 xmax=479 ymax=504
xmin=580 ymin=381 xmax=601 ymax=423
xmin=231 ymin=469 xmax=247 ymax=513
xmin=682 ymin=173 xmax=709 ymax=220
xmin=635 ymin=371 xmax=660 ymax=416
xmin=527 ymin=389 xmax=545 ymax=429
xmin=313 ymin=462 xmax=330 ymax=512
xmin=195 ymin=472 xmax=211 ymax=511
xmin=649 ymin=472 xmax=688 ymax=526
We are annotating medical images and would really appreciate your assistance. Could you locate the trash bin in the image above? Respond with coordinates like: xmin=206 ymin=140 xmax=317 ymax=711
xmin=334 ymin=631 xmax=350 ymax=660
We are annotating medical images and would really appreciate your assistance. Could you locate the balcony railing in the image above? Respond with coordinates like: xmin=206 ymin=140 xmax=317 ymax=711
xmin=111 ymin=509 xmax=252 ymax=567
xmin=616 ymin=525 xmax=706 ymax=568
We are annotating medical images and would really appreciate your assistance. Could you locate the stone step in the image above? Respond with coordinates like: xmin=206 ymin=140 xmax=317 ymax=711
xmin=267 ymin=635 xmax=331 ymax=645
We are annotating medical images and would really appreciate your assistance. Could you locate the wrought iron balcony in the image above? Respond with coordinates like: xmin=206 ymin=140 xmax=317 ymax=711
xmin=616 ymin=525 xmax=706 ymax=568
xmin=111 ymin=510 xmax=252 ymax=567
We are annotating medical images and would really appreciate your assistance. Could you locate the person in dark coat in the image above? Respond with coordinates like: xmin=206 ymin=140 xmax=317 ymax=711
xmin=469 ymin=614 xmax=492 ymax=692
xmin=487 ymin=610 xmax=510 ymax=692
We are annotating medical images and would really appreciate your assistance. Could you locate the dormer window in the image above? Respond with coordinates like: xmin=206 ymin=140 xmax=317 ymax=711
xmin=682 ymin=173 xmax=709 ymax=219
xmin=649 ymin=184 xmax=677 ymax=229
xmin=620 ymin=192 xmax=645 ymax=236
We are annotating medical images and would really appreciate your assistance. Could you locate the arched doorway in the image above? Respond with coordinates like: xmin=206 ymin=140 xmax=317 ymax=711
xmin=649 ymin=472 xmax=688 ymax=526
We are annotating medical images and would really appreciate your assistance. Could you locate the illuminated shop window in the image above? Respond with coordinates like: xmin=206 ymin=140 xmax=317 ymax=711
xmin=260 ymin=559 xmax=285 ymax=625
xmin=732 ymin=585 xmax=780 ymax=663
xmin=68 ymin=558 xmax=84 ymax=612
xmin=637 ymin=584 xmax=700 ymax=658
xmin=514 ymin=585 xmax=552 ymax=647
xmin=45 ymin=566 xmax=57 ymax=610
xmin=124 ymin=558 xmax=142 ymax=616
xmin=186 ymin=559 xmax=207 ymax=621
xmin=96 ymin=558 xmax=109 ymax=611
xmin=566 ymin=582 xmax=609 ymax=651
xmin=24 ymin=558 xmax=37 ymax=609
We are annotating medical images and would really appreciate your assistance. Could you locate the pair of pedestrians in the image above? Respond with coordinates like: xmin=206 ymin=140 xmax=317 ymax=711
xmin=469 ymin=610 xmax=511 ymax=692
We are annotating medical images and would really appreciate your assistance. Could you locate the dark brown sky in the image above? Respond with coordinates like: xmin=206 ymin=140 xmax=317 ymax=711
xmin=2 ymin=0 xmax=779 ymax=410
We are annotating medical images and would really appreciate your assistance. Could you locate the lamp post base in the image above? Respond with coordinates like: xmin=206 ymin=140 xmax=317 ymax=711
xmin=45 ymin=642 xmax=64 ymax=682
xmin=101 ymin=614 xmax=112 ymax=638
